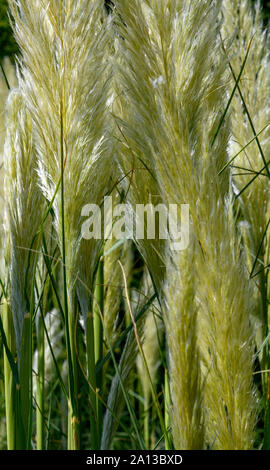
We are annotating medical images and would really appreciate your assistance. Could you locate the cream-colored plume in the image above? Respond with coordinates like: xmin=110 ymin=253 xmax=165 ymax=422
xmin=8 ymin=0 xmax=115 ymax=317
xmin=222 ymin=0 xmax=270 ymax=350
xmin=114 ymin=0 xmax=258 ymax=449
xmin=4 ymin=89 xmax=44 ymax=354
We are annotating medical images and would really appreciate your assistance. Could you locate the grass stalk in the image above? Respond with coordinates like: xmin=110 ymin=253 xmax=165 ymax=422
xmin=36 ymin=312 xmax=45 ymax=450
xmin=2 ymin=301 xmax=16 ymax=449
xmin=59 ymin=89 xmax=80 ymax=450
xmin=260 ymin=271 xmax=269 ymax=394
xmin=93 ymin=257 xmax=104 ymax=447
xmin=86 ymin=307 xmax=98 ymax=449
xmin=19 ymin=313 xmax=31 ymax=449
xmin=67 ymin=295 xmax=80 ymax=450
xmin=164 ymin=368 xmax=172 ymax=450
xmin=0 ymin=289 xmax=26 ymax=449
xmin=143 ymin=394 xmax=150 ymax=450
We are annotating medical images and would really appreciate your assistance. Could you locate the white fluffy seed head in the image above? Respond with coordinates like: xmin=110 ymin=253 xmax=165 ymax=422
xmin=4 ymin=88 xmax=44 ymax=354
xmin=8 ymin=1 xmax=116 ymax=312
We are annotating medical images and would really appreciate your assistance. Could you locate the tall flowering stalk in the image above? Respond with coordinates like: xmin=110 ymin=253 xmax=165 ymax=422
xmin=0 ymin=58 xmax=17 ymax=278
xmin=114 ymin=0 xmax=258 ymax=449
xmin=4 ymin=90 xmax=43 ymax=358
xmin=111 ymin=38 xmax=165 ymax=293
xmin=0 ymin=57 xmax=16 ymax=157
xmin=222 ymin=0 xmax=270 ymax=388
xmin=197 ymin=197 xmax=258 ymax=449
xmin=8 ymin=0 xmax=113 ymax=449
xmin=3 ymin=89 xmax=44 ymax=448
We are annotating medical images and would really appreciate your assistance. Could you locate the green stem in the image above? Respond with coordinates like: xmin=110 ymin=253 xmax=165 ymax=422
xmin=36 ymin=313 xmax=45 ymax=450
xmin=259 ymin=270 xmax=269 ymax=393
xmin=144 ymin=394 xmax=150 ymax=450
xmin=20 ymin=313 xmax=31 ymax=449
xmin=59 ymin=63 xmax=80 ymax=449
xmin=58 ymin=2 xmax=79 ymax=449
xmin=260 ymin=269 xmax=270 ymax=449
xmin=2 ymin=302 xmax=16 ymax=449
xmin=67 ymin=294 xmax=80 ymax=450
xmin=86 ymin=307 xmax=98 ymax=449
xmin=164 ymin=368 xmax=172 ymax=450
xmin=94 ymin=258 xmax=104 ymax=446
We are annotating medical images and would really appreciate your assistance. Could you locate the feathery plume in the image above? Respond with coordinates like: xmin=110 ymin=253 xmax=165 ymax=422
xmin=8 ymin=0 xmax=114 ymax=448
xmin=115 ymin=0 xmax=258 ymax=449
xmin=111 ymin=17 xmax=165 ymax=293
xmin=197 ymin=196 xmax=258 ymax=449
xmin=4 ymin=89 xmax=43 ymax=354
xmin=8 ymin=0 xmax=114 ymax=311
xmin=0 ymin=58 xmax=17 ymax=279
xmin=165 ymin=240 xmax=204 ymax=449
xmin=222 ymin=0 xmax=270 ymax=351
xmin=0 ymin=57 xmax=17 ymax=157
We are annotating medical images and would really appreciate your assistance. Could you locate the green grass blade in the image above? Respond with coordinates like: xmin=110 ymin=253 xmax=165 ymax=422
xmin=235 ymin=158 xmax=270 ymax=200
xmin=218 ymin=122 xmax=270 ymax=175
xmin=103 ymin=324 xmax=145 ymax=449
xmin=96 ymin=293 xmax=156 ymax=373
xmin=19 ymin=313 xmax=31 ymax=448
xmin=212 ymin=36 xmax=253 ymax=147
xmin=0 ymin=62 xmax=11 ymax=90
xmin=0 ymin=303 xmax=19 ymax=385
xmin=250 ymin=218 xmax=270 ymax=279
xmin=1 ymin=301 xmax=16 ymax=449
xmin=93 ymin=257 xmax=104 ymax=447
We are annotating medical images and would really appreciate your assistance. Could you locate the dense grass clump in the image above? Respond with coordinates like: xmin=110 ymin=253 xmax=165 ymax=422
xmin=0 ymin=0 xmax=269 ymax=450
